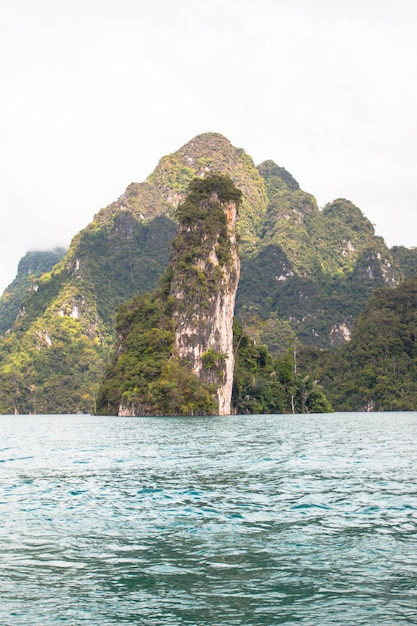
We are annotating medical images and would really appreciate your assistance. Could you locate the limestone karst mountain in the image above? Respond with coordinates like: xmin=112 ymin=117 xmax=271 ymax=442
xmin=0 ymin=131 xmax=416 ymax=414
xmin=169 ymin=176 xmax=241 ymax=415
xmin=98 ymin=175 xmax=242 ymax=416
xmin=237 ymin=162 xmax=409 ymax=350
xmin=0 ymin=133 xmax=266 ymax=414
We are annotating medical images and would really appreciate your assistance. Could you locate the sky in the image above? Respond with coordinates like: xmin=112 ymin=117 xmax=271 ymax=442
xmin=1 ymin=0 xmax=417 ymax=294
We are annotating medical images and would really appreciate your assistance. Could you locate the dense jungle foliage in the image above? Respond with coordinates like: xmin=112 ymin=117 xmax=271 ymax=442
xmin=232 ymin=320 xmax=332 ymax=414
xmin=0 ymin=213 xmax=176 ymax=414
xmin=317 ymin=277 xmax=417 ymax=411
xmin=171 ymin=173 xmax=241 ymax=298
xmin=236 ymin=160 xmax=410 ymax=350
xmin=97 ymin=298 xmax=333 ymax=416
xmin=96 ymin=290 xmax=217 ymax=416
xmin=147 ymin=132 xmax=268 ymax=250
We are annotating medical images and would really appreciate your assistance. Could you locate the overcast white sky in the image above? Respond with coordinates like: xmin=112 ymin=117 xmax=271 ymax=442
xmin=1 ymin=0 xmax=417 ymax=293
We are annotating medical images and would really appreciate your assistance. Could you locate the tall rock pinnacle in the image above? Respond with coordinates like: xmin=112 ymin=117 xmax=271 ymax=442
xmin=170 ymin=175 xmax=241 ymax=415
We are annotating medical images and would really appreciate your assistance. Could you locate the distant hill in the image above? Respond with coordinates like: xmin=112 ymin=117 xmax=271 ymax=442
xmin=318 ymin=277 xmax=417 ymax=411
xmin=0 ymin=248 xmax=66 ymax=335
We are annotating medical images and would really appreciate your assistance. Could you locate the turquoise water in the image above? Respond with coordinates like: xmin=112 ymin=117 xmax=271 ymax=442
xmin=1 ymin=412 xmax=417 ymax=625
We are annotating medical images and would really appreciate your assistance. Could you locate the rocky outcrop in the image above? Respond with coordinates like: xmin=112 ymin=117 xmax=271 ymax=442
xmin=95 ymin=174 xmax=243 ymax=418
xmin=170 ymin=187 xmax=240 ymax=414
xmin=147 ymin=132 xmax=268 ymax=251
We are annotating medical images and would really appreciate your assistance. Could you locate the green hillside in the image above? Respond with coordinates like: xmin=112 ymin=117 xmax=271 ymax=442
xmin=0 ymin=248 xmax=66 ymax=335
xmin=0 ymin=134 xmax=268 ymax=414
xmin=318 ymin=277 xmax=417 ymax=411
xmin=237 ymin=159 xmax=408 ymax=349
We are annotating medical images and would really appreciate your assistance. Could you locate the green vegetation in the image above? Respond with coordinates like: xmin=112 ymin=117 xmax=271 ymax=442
xmin=97 ymin=173 xmax=332 ymax=417
xmin=97 ymin=301 xmax=333 ymax=417
xmin=257 ymin=160 xmax=300 ymax=194
xmin=0 ymin=310 xmax=103 ymax=414
xmin=171 ymin=174 xmax=241 ymax=304
xmin=391 ymin=245 xmax=417 ymax=279
xmin=0 ymin=210 xmax=176 ymax=413
xmin=232 ymin=320 xmax=332 ymax=414
xmin=70 ymin=212 xmax=176 ymax=325
xmin=237 ymin=178 xmax=402 ymax=352
xmin=148 ymin=132 xmax=269 ymax=250
xmin=318 ymin=277 xmax=417 ymax=411
xmin=96 ymin=291 xmax=216 ymax=416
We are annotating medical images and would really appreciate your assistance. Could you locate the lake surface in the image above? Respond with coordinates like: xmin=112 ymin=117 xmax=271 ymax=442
xmin=1 ymin=412 xmax=417 ymax=625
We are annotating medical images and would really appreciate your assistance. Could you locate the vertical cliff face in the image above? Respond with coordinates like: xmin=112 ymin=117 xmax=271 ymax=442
xmin=96 ymin=174 xmax=242 ymax=418
xmin=170 ymin=176 xmax=241 ymax=415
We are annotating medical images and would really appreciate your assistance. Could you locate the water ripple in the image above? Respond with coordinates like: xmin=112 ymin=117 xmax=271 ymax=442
xmin=1 ymin=412 xmax=417 ymax=624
